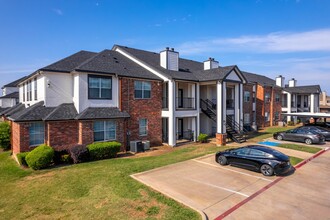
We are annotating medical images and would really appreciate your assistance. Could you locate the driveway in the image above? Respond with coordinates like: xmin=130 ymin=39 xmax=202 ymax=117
xmin=132 ymin=147 xmax=330 ymax=220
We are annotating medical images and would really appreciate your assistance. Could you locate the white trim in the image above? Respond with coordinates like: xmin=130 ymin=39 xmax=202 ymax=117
xmin=115 ymin=47 xmax=169 ymax=81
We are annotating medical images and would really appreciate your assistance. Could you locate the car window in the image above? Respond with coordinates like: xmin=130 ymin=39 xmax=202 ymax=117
xmin=233 ymin=148 xmax=250 ymax=156
xmin=288 ymin=129 xmax=297 ymax=133
xmin=296 ymin=129 xmax=306 ymax=134
xmin=249 ymin=149 xmax=266 ymax=158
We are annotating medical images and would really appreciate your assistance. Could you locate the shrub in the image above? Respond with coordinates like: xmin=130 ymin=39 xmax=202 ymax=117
xmin=25 ymin=145 xmax=54 ymax=170
xmin=17 ymin=152 xmax=29 ymax=166
xmin=87 ymin=141 xmax=121 ymax=160
xmin=68 ymin=145 xmax=89 ymax=164
xmin=54 ymin=149 xmax=72 ymax=164
xmin=287 ymin=121 xmax=295 ymax=126
xmin=198 ymin=133 xmax=209 ymax=143
xmin=0 ymin=122 xmax=11 ymax=150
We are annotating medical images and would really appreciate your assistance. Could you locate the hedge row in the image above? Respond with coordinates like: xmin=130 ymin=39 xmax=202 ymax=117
xmin=17 ymin=141 xmax=121 ymax=170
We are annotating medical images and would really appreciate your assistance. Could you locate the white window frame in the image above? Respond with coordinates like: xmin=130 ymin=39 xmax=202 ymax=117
xmin=93 ymin=120 xmax=116 ymax=142
xmin=29 ymin=122 xmax=45 ymax=146
xmin=134 ymin=81 xmax=151 ymax=99
xmin=139 ymin=118 xmax=148 ymax=136
xmin=244 ymin=113 xmax=250 ymax=125
xmin=244 ymin=91 xmax=250 ymax=102
xmin=265 ymin=112 xmax=270 ymax=122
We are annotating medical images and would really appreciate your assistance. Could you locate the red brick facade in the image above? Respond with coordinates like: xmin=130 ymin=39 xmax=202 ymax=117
xmin=46 ymin=121 xmax=79 ymax=151
xmin=120 ymin=78 xmax=162 ymax=146
xmin=256 ymin=85 xmax=282 ymax=128
xmin=11 ymin=122 xmax=30 ymax=154
xmin=243 ymin=84 xmax=254 ymax=126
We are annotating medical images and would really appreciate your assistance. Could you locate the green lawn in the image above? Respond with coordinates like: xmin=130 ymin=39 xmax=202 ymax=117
xmin=249 ymin=126 xmax=296 ymax=142
xmin=278 ymin=143 xmax=322 ymax=154
xmin=290 ymin=156 xmax=304 ymax=165
xmin=0 ymin=144 xmax=232 ymax=220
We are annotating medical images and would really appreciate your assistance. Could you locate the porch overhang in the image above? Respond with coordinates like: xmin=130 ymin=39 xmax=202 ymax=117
xmin=281 ymin=112 xmax=330 ymax=118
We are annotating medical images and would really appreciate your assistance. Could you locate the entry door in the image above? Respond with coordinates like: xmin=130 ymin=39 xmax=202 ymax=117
xmin=178 ymin=89 xmax=183 ymax=108
xmin=178 ymin=118 xmax=183 ymax=139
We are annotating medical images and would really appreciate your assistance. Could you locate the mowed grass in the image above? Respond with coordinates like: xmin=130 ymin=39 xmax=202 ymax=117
xmin=278 ymin=143 xmax=322 ymax=154
xmin=0 ymin=144 xmax=233 ymax=220
xmin=249 ymin=126 xmax=297 ymax=142
xmin=290 ymin=156 xmax=304 ymax=165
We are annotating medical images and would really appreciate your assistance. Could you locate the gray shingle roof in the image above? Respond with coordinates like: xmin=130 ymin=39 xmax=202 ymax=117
xmin=114 ymin=45 xmax=244 ymax=82
xmin=1 ymin=76 xmax=28 ymax=89
xmin=8 ymin=101 xmax=55 ymax=122
xmin=0 ymin=107 xmax=9 ymax=115
xmin=76 ymin=50 xmax=162 ymax=80
xmin=242 ymin=71 xmax=277 ymax=86
xmin=0 ymin=92 xmax=19 ymax=99
xmin=40 ymin=50 xmax=98 ymax=73
xmin=284 ymin=85 xmax=321 ymax=94
xmin=76 ymin=107 xmax=130 ymax=120
xmin=1 ymin=103 xmax=25 ymax=117
xmin=43 ymin=103 xmax=78 ymax=121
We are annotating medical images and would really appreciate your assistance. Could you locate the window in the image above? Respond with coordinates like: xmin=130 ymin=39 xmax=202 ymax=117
xmin=244 ymin=113 xmax=250 ymax=125
xmin=275 ymin=111 xmax=280 ymax=121
xmin=28 ymin=80 xmax=32 ymax=101
xmin=265 ymin=93 xmax=271 ymax=102
xmin=134 ymin=81 xmax=151 ymax=99
xmin=34 ymin=78 xmax=37 ymax=100
xmin=29 ymin=122 xmax=44 ymax=146
xmin=88 ymin=75 xmax=112 ymax=99
xmin=282 ymin=94 xmax=288 ymax=107
xmin=23 ymin=83 xmax=25 ymax=102
xmin=233 ymin=148 xmax=250 ymax=156
xmin=139 ymin=118 xmax=148 ymax=136
xmin=265 ymin=112 xmax=270 ymax=122
xmin=93 ymin=121 xmax=116 ymax=142
xmin=244 ymin=91 xmax=250 ymax=102
xmin=275 ymin=94 xmax=280 ymax=102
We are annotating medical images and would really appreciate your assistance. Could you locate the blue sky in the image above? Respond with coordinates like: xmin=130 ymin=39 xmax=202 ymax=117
xmin=1 ymin=0 xmax=330 ymax=93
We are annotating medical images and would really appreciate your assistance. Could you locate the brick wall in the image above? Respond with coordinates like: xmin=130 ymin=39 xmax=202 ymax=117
xmin=243 ymin=84 xmax=254 ymax=125
xmin=78 ymin=121 xmax=94 ymax=145
xmin=11 ymin=122 xmax=30 ymax=154
xmin=272 ymin=88 xmax=282 ymax=125
xmin=256 ymin=84 xmax=265 ymax=128
xmin=46 ymin=121 xmax=79 ymax=151
xmin=120 ymin=78 xmax=162 ymax=146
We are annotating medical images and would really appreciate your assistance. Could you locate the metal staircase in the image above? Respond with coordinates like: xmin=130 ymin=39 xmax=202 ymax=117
xmin=200 ymin=99 xmax=246 ymax=143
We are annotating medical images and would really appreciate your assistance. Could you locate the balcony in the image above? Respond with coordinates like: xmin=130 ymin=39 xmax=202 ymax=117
xmin=162 ymin=97 xmax=168 ymax=109
xmin=226 ymin=99 xmax=235 ymax=109
xmin=176 ymin=97 xmax=195 ymax=109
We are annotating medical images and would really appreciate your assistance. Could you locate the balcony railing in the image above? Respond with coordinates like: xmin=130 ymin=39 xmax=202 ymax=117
xmin=176 ymin=97 xmax=195 ymax=109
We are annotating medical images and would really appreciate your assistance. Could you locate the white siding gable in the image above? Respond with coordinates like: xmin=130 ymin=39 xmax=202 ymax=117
xmin=225 ymin=70 xmax=241 ymax=81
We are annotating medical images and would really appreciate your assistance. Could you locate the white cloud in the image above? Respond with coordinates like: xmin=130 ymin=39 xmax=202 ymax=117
xmin=177 ymin=29 xmax=330 ymax=55
xmin=52 ymin=8 xmax=63 ymax=16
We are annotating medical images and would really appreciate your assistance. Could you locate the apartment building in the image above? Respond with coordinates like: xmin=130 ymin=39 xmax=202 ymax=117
xmin=2 ymin=45 xmax=249 ymax=154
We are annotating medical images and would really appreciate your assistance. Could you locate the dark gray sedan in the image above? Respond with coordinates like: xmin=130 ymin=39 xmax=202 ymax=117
xmin=273 ymin=128 xmax=325 ymax=145
xmin=298 ymin=126 xmax=330 ymax=141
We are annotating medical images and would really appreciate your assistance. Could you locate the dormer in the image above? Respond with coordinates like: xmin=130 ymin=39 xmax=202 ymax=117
xmin=204 ymin=57 xmax=219 ymax=70
xmin=160 ymin=47 xmax=179 ymax=71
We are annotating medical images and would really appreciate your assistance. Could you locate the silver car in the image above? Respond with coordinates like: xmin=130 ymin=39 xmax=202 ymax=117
xmin=273 ymin=128 xmax=325 ymax=145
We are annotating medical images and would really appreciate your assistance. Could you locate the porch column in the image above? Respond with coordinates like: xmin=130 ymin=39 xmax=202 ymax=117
xmin=311 ymin=94 xmax=315 ymax=113
xmin=196 ymin=83 xmax=200 ymax=138
xmin=168 ymin=80 xmax=176 ymax=146
xmin=287 ymin=93 xmax=292 ymax=122
xmin=216 ymin=81 xmax=227 ymax=146
xmin=234 ymin=84 xmax=239 ymax=125
xmin=239 ymin=83 xmax=244 ymax=130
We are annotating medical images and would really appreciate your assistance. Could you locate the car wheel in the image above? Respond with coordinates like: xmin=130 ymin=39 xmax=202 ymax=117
xmin=305 ymin=138 xmax=312 ymax=145
xmin=260 ymin=164 xmax=274 ymax=176
xmin=217 ymin=155 xmax=228 ymax=166
xmin=277 ymin=135 xmax=283 ymax=141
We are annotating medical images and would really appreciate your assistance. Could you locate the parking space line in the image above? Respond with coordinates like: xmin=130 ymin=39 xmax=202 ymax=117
xmin=192 ymin=159 xmax=273 ymax=182
xmin=187 ymin=178 xmax=249 ymax=197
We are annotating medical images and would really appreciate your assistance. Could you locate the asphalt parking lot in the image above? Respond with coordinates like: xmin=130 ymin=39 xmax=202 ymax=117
xmin=132 ymin=147 xmax=330 ymax=220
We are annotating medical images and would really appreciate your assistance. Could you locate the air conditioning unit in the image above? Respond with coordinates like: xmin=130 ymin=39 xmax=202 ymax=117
xmin=130 ymin=141 xmax=143 ymax=153
xmin=143 ymin=141 xmax=150 ymax=150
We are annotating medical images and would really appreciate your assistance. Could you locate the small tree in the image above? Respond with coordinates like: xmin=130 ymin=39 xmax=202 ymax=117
xmin=0 ymin=122 xmax=11 ymax=150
